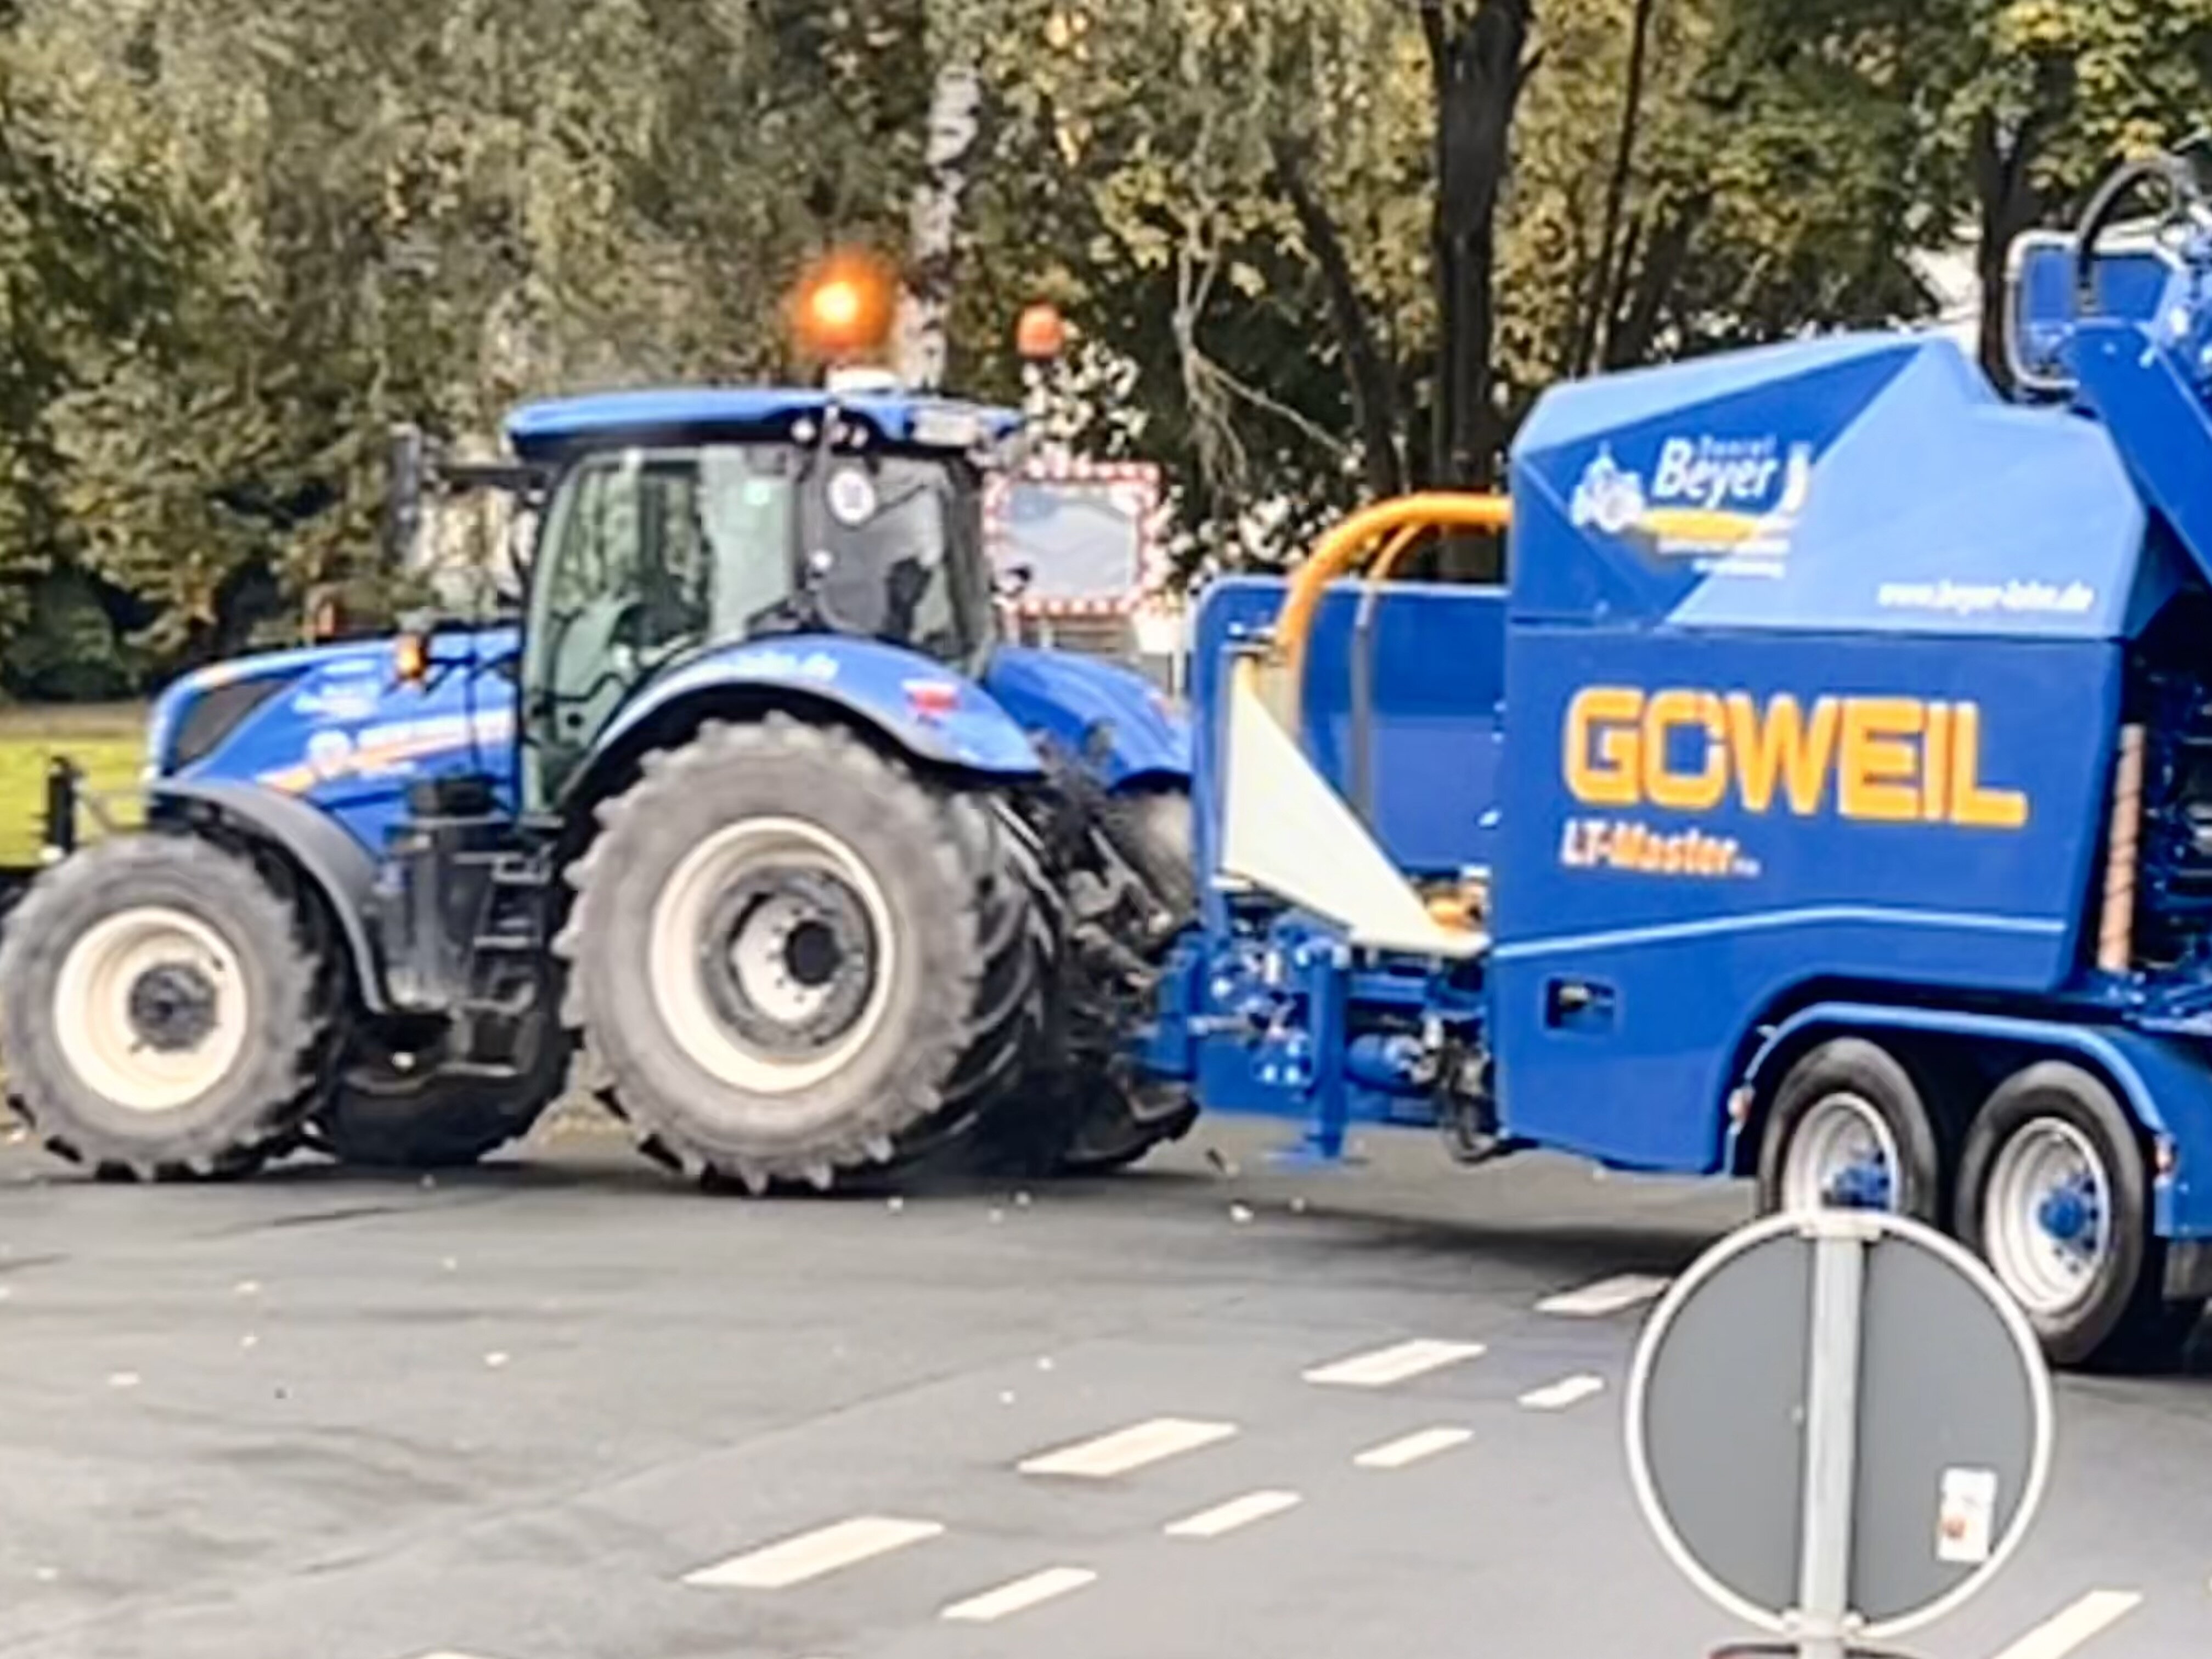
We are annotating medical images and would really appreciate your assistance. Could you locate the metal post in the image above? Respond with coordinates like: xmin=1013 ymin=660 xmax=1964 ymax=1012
xmin=1795 ymin=1216 xmax=1868 ymax=1659
xmin=1300 ymin=940 xmax=1352 ymax=1161
xmin=42 ymin=758 xmax=77 ymax=862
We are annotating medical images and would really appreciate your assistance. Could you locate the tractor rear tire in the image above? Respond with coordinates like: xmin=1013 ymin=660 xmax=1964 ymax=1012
xmin=973 ymin=781 xmax=1200 ymax=1178
xmin=1052 ymin=782 xmax=1199 ymax=1174
xmin=311 ymin=1015 xmax=571 ymax=1171
xmin=557 ymin=716 xmax=1039 ymax=1192
xmin=0 ymin=833 xmax=325 ymax=1180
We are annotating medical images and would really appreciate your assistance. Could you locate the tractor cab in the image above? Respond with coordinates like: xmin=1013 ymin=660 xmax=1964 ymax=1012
xmin=496 ymin=381 xmax=1020 ymax=807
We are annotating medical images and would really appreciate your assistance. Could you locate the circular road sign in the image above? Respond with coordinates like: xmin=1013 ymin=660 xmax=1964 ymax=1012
xmin=1624 ymin=1208 xmax=2053 ymax=1647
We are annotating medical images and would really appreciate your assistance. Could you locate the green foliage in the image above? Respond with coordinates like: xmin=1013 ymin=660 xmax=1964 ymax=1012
xmin=1 ymin=570 xmax=133 ymax=701
xmin=3 ymin=0 xmax=2211 ymax=655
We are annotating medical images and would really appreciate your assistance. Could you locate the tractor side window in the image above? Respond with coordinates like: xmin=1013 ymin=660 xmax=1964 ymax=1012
xmin=524 ymin=444 xmax=805 ymax=807
xmin=702 ymin=447 xmax=799 ymax=637
xmin=524 ymin=449 xmax=715 ymax=804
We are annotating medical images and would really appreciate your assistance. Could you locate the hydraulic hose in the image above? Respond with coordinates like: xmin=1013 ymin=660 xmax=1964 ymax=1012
xmin=1272 ymin=492 xmax=1511 ymax=744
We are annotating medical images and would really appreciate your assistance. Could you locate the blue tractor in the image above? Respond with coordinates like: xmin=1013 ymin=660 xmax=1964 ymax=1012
xmin=0 ymin=368 xmax=1197 ymax=1188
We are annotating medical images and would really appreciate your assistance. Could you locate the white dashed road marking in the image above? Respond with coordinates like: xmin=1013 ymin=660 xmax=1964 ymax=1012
xmin=1164 ymin=1489 xmax=1303 ymax=1538
xmin=1018 ymin=1417 xmax=1237 ymax=1478
xmin=1986 ymin=1591 xmax=2143 ymax=1659
xmin=940 ymin=1566 xmax=1098 ymax=1622
xmin=682 ymin=1516 xmax=945 ymax=1589
xmin=1518 ymin=1374 xmax=1606 ymax=1411
xmin=1353 ymin=1427 xmax=1472 ymax=1469
xmin=1302 ymin=1339 xmax=1486 ymax=1387
xmin=1536 ymin=1274 xmax=1671 ymax=1317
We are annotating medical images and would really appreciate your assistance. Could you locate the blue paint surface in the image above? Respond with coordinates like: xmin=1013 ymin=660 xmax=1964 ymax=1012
xmin=151 ymin=629 xmax=521 ymax=857
xmin=594 ymin=634 xmax=1047 ymax=780
xmin=506 ymin=387 xmax=1020 ymax=461
xmin=981 ymin=646 xmax=1191 ymax=789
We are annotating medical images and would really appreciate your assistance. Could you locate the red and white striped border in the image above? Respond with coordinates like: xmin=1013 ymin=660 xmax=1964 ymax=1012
xmin=984 ymin=459 xmax=1171 ymax=611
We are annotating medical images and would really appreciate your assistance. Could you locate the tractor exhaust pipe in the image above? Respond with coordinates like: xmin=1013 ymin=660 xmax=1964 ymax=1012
xmin=2098 ymin=722 xmax=2145 ymax=974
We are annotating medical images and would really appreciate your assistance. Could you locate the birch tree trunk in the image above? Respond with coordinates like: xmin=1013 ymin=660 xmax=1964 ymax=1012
xmin=896 ymin=59 xmax=982 ymax=390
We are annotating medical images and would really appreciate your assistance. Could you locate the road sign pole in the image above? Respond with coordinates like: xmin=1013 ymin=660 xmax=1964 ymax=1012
xmin=1794 ymin=1215 xmax=1870 ymax=1659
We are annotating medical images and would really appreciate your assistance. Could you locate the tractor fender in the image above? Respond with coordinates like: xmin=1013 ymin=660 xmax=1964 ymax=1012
xmin=589 ymin=636 xmax=1046 ymax=787
xmin=148 ymin=777 xmax=390 ymax=1013
xmin=980 ymin=645 xmax=1192 ymax=791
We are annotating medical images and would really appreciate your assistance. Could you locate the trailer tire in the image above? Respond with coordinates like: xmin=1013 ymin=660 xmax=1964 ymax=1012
xmin=1956 ymin=1062 xmax=2197 ymax=1370
xmin=0 ymin=833 xmax=324 ymax=1180
xmin=1756 ymin=1037 xmax=1943 ymax=1223
xmin=557 ymin=716 xmax=1034 ymax=1192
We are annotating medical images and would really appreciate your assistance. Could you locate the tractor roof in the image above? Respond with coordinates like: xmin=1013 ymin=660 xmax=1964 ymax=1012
xmin=503 ymin=386 xmax=1022 ymax=463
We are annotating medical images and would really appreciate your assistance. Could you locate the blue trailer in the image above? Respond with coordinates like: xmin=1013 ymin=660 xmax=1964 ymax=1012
xmin=1133 ymin=149 xmax=2212 ymax=1368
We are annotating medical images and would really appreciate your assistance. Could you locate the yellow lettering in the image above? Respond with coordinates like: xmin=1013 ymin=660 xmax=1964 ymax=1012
xmin=1725 ymin=692 xmax=1839 ymax=815
xmin=1640 ymin=691 xmax=1728 ymax=811
xmin=1921 ymin=703 xmax=1952 ymax=821
xmin=1839 ymin=698 xmax=1923 ymax=821
xmin=1565 ymin=687 xmax=1643 ymax=806
xmin=1562 ymin=683 xmax=2024 ymax=832
xmin=1948 ymin=702 xmax=2028 ymax=828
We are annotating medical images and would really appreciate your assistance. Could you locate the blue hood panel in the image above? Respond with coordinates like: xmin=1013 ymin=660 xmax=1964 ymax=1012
xmin=982 ymin=646 xmax=1192 ymax=790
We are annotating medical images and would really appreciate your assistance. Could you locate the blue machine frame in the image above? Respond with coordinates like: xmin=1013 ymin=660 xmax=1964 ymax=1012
xmin=1147 ymin=184 xmax=2212 ymax=1260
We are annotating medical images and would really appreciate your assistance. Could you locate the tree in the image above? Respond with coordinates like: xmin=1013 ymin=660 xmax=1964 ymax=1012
xmin=1735 ymin=0 xmax=2212 ymax=387
xmin=953 ymin=0 xmax=1936 ymax=574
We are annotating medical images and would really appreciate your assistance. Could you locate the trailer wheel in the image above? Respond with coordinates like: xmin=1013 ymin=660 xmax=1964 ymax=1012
xmin=1756 ymin=1037 xmax=1942 ymax=1222
xmin=1956 ymin=1062 xmax=2199 ymax=1369
xmin=0 ymin=833 xmax=323 ymax=1179
xmin=557 ymin=716 xmax=1033 ymax=1191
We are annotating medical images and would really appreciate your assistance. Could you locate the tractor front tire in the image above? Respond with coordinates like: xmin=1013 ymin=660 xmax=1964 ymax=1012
xmin=557 ymin=716 xmax=1036 ymax=1192
xmin=0 ymin=833 xmax=325 ymax=1180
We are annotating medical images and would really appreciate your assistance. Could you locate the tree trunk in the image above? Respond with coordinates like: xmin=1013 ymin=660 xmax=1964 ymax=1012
xmin=898 ymin=59 xmax=982 ymax=390
xmin=1970 ymin=110 xmax=2044 ymax=394
xmin=1420 ymin=0 xmax=1537 ymax=577
xmin=1569 ymin=0 xmax=1657 ymax=377
xmin=1275 ymin=137 xmax=1405 ymax=500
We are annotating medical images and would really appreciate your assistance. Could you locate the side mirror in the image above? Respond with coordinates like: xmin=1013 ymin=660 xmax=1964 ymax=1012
xmin=2002 ymin=230 xmax=2079 ymax=400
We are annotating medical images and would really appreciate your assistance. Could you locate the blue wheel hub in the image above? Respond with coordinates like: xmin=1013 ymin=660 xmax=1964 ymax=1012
xmin=1826 ymin=1158 xmax=1894 ymax=1210
xmin=2037 ymin=1178 xmax=2101 ymax=1252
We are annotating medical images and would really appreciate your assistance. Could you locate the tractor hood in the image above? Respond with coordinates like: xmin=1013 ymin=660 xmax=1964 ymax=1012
xmin=145 ymin=628 xmax=523 ymax=857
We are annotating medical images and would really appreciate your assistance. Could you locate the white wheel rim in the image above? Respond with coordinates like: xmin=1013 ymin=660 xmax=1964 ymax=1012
xmin=50 ymin=906 xmax=250 ymax=1115
xmin=1781 ymin=1091 xmax=1901 ymax=1212
xmin=1983 ymin=1119 xmax=2112 ymax=1317
xmin=646 ymin=817 xmax=896 ymax=1096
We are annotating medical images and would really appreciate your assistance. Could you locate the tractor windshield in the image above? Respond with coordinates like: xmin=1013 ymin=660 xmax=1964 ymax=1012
xmin=521 ymin=440 xmax=992 ymax=805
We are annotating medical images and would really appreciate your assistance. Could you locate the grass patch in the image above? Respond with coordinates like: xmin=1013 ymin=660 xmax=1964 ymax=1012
xmin=0 ymin=703 xmax=146 ymax=868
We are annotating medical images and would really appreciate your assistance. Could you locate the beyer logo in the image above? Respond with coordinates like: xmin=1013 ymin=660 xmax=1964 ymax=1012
xmin=1569 ymin=436 xmax=1814 ymax=574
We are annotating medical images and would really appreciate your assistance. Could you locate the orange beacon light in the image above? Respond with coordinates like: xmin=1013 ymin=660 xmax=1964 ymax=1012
xmin=791 ymin=250 xmax=899 ymax=365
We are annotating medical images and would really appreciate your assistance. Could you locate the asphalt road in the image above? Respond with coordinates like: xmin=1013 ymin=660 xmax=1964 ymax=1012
xmin=0 ymin=1114 xmax=2207 ymax=1659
